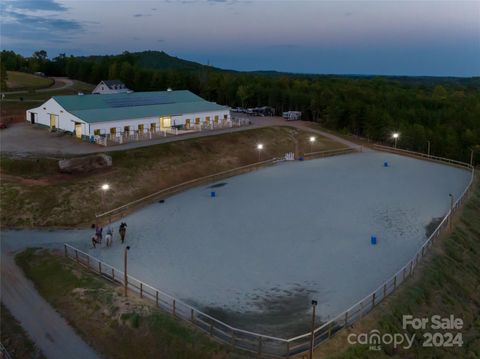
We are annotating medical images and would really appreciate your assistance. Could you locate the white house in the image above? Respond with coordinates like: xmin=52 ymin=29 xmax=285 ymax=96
xmin=92 ymin=80 xmax=130 ymax=94
xmin=26 ymin=90 xmax=231 ymax=143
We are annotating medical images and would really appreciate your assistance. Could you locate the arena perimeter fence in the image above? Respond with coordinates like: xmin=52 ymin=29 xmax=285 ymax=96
xmin=65 ymin=146 xmax=474 ymax=358
xmin=95 ymin=147 xmax=355 ymax=222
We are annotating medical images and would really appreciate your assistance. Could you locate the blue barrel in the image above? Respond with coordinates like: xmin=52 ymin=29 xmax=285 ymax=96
xmin=384 ymin=162 xmax=389 ymax=167
xmin=371 ymin=235 xmax=377 ymax=245
xmin=211 ymin=191 xmax=216 ymax=198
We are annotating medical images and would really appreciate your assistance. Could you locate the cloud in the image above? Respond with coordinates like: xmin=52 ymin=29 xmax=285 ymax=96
xmin=0 ymin=0 xmax=84 ymax=45
xmin=2 ymin=0 xmax=68 ymax=12
xmin=267 ymin=44 xmax=300 ymax=50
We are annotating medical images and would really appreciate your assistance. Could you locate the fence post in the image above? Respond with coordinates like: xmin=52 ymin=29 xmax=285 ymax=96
xmin=344 ymin=311 xmax=348 ymax=326
xmin=172 ymin=299 xmax=176 ymax=317
xmin=190 ymin=308 xmax=194 ymax=322
xmin=394 ymin=275 xmax=397 ymax=290
xmin=75 ymin=249 xmax=79 ymax=263
xmin=112 ymin=268 xmax=115 ymax=281
xmin=372 ymin=292 xmax=376 ymax=307
xmin=140 ymin=283 xmax=143 ymax=298
xmin=257 ymin=336 xmax=262 ymax=356
xmin=409 ymin=261 xmax=413 ymax=276
xmin=383 ymin=283 xmax=387 ymax=298
xmin=64 ymin=244 xmax=67 ymax=257
xmin=87 ymin=255 xmax=90 ymax=267
xmin=209 ymin=323 xmax=213 ymax=336
xmin=328 ymin=322 xmax=332 ymax=338
xmin=98 ymin=262 xmax=102 ymax=274
xmin=403 ymin=267 xmax=406 ymax=281
xmin=156 ymin=291 xmax=159 ymax=307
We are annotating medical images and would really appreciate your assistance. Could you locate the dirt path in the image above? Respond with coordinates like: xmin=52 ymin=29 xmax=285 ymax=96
xmin=1 ymin=245 xmax=101 ymax=359
xmin=1 ymin=117 xmax=361 ymax=156
xmin=37 ymin=78 xmax=74 ymax=92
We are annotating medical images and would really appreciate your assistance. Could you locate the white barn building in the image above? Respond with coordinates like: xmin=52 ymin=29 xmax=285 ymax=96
xmin=92 ymin=80 xmax=130 ymax=94
xmin=26 ymin=90 xmax=231 ymax=144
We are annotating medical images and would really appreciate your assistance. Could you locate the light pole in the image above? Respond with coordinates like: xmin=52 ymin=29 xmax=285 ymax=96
xmin=427 ymin=140 xmax=431 ymax=156
xmin=448 ymin=193 xmax=454 ymax=231
xmin=309 ymin=300 xmax=318 ymax=359
xmin=101 ymin=183 xmax=110 ymax=212
xmin=124 ymin=245 xmax=130 ymax=297
xmin=309 ymin=136 xmax=316 ymax=153
xmin=257 ymin=143 xmax=264 ymax=162
xmin=392 ymin=132 xmax=400 ymax=149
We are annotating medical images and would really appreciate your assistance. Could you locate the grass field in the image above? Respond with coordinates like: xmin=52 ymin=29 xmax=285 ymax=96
xmin=314 ymin=176 xmax=480 ymax=359
xmin=1 ymin=79 xmax=95 ymax=122
xmin=0 ymin=126 xmax=345 ymax=228
xmin=15 ymin=249 xmax=238 ymax=359
xmin=5 ymin=71 xmax=54 ymax=91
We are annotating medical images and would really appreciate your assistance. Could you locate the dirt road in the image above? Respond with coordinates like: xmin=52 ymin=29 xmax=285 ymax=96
xmin=1 ymin=117 xmax=361 ymax=156
xmin=1 ymin=244 xmax=101 ymax=359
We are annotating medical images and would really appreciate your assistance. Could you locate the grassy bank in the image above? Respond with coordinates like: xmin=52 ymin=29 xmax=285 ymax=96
xmin=0 ymin=303 xmax=45 ymax=359
xmin=15 ymin=249 xmax=237 ymax=359
xmin=312 ymin=176 xmax=480 ymax=359
xmin=0 ymin=126 xmax=345 ymax=228
xmin=6 ymin=71 xmax=54 ymax=91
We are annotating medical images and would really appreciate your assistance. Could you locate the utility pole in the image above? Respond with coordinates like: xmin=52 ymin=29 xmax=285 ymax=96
xmin=124 ymin=246 xmax=130 ymax=297
xmin=309 ymin=300 xmax=318 ymax=359
xmin=449 ymin=194 xmax=454 ymax=231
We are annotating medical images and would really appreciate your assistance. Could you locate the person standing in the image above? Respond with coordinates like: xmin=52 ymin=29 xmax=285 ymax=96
xmin=119 ymin=222 xmax=127 ymax=244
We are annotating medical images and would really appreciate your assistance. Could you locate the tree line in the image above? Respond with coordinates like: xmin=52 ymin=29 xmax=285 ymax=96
xmin=1 ymin=50 xmax=479 ymax=163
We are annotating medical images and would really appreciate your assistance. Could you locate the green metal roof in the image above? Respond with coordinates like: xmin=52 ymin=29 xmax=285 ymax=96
xmin=53 ymin=90 xmax=228 ymax=123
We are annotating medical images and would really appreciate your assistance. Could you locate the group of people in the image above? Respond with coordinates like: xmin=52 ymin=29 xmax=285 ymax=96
xmin=91 ymin=221 xmax=128 ymax=248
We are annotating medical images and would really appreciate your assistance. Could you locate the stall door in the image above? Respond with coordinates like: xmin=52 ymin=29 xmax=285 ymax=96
xmin=75 ymin=123 xmax=82 ymax=138
xmin=49 ymin=114 xmax=57 ymax=129
xmin=160 ymin=116 xmax=171 ymax=129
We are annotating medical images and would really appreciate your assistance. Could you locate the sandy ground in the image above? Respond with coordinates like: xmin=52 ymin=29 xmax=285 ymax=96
xmin=2 ymin=152 xmax=470 ymax=338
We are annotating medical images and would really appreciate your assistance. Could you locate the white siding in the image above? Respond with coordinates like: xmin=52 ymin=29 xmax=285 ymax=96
xmin=89 ymin=109 xmax=230 ymax=135
xmin=26 ymin=98 xmax=86 ymax=134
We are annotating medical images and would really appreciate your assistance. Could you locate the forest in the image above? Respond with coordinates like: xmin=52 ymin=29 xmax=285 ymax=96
xmin=1 ymin=50 xmax=479 ymax=163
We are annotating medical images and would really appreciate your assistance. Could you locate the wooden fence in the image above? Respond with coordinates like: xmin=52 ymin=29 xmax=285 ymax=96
xmin=66 ymin=146 xmax=475 ymax=357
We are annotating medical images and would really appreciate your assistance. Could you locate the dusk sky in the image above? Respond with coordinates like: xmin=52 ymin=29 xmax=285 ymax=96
xmin=1 ymin=0 xmax=479 ymax=76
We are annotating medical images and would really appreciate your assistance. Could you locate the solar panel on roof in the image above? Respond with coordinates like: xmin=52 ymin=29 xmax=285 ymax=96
xmin=104 ymin=95 xmax=175 ymax=108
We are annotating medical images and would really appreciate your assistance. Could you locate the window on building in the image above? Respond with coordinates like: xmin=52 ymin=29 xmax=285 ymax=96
xmin=214 ymin=115 xmax=219 ymax=124
xmin=150 ymin=123 xmax=156 ymax=132
xmin=94 ymin=129 xmax=101 ymax=136
xmin=205 ymin=116 xmax=210 ymax=124
xmin=195 ymin=117 xmax=200 ymax=125
xmin=224 ymin=114 xmax=228 ymax=120
xmin=124 ymin=126 xmax=130 ymax=133
xmin=110 ymin=128 xmax=116 ymax=135
xmin=138 ymin=124 xmax=144 ymax=132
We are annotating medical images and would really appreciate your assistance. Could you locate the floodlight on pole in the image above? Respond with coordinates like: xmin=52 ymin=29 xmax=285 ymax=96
xmin=101 ymin=183 xmax=110 ymax=191
xmin=392 ymin=132 xmax=400 ymax=149
xmin=257 ymin=143 xmax=264 ymax=161
xmin=309 ymin=136 xmax=316 ymax=153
